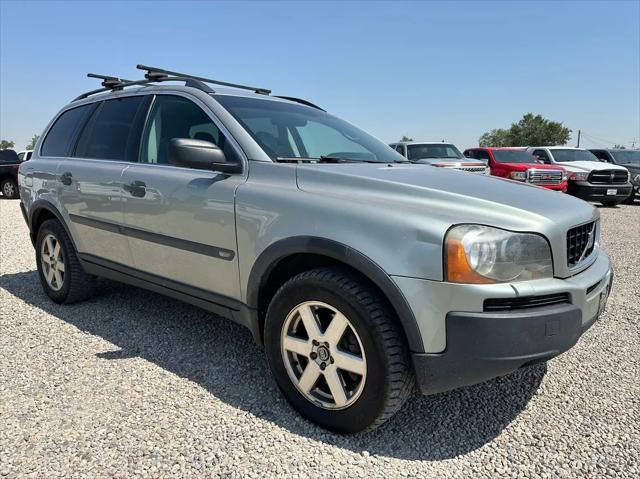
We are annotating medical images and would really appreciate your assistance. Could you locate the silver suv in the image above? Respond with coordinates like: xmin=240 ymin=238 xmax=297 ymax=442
xmin=19 ymin=66 xmax=613 ymax=433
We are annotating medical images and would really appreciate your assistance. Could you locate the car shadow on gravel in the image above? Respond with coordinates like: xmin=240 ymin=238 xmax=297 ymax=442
xmin=0 ymin=270 xmax=546 ymax=461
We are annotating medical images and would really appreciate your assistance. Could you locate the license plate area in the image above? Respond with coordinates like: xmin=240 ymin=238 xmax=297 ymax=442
xmin=606 ymin=189 xmax=617 ymax=195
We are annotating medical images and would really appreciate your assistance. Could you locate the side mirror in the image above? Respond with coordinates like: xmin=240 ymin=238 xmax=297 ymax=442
xmin=168 ymin=138 xmax=242 ymax=174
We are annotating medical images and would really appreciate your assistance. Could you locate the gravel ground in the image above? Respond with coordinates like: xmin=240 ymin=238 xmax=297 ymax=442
xmin=1 ymin=198 xmax=639 ymax=478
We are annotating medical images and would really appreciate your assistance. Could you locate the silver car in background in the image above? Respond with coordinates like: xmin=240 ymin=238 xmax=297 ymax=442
xmin=19 ymin=65 xmax=613 ymax=433
xmin=390 ymin=141 xmax=490 ymax=174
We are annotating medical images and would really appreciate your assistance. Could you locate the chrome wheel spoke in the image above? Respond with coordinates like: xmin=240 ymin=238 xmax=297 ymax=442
xmin=325 ymin=368 xmax=348 ymax=407
xmin=46 ymin=267 xmax=55 ymax=284
xmin=323 ymin=312 xmax=348 ymax=345
xmin=41 ymin=255 xmax=52 ymax=265
xmin=54 ymin=270 xmax=63 ymax=288
xmin=45 ymin=237 xmax=54 ymax=256
xmin=56 ymin=261 xmax=65 ymax=273
xmin=297 ymin=362 xmax=321 ymax=393
xmin=281 ymin=301 xmax=367 ymax=410
xmin=283 ymin=335 xmax=310 ymax=356
xmin=298 ymin=304 xmax=322 ymax=340
xmin=53 ymin=242 xmax=61 ymax=259
xmin=334 ymin=350 xmax=366 ymax=376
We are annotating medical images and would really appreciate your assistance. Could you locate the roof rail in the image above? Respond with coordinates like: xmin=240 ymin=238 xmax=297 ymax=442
xmin=87 ymin=73 xmax=132 ymax=89
xmin=274 ymin=96 xmax=325 ymax=111
xmin=137 ymin=64 xmax=272 ymax=95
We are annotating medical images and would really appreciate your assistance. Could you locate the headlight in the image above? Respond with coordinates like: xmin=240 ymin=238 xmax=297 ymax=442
xmin=569 ymin=171 xmax=588 ymax=181
xmin=509 ymin=171 xmax=527 ymax=181
xmin=561 ymin=171 xmax=568 ymax=182
xmin=445 ymin=225 xmax=553 ymax=283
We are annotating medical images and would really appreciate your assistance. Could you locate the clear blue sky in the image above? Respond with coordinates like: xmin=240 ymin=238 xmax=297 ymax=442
xmin=1 ymin=0 xmax=639 ymax=151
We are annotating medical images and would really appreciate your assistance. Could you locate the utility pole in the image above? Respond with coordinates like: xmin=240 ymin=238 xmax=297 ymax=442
xmin=576 ymin=130 xmax=581 ymax=148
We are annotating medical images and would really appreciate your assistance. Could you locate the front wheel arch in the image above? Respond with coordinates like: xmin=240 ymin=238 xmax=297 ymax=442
xmin=247 ymin=237 xmax=425 ymax=353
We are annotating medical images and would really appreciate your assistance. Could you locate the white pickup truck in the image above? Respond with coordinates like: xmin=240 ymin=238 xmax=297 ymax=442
xmin=526 ymin=147 xmax=631 ymax=206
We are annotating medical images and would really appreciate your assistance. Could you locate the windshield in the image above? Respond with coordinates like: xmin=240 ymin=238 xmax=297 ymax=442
xmin=406 ymin=144 xmax=462 ymax=161
xmin=551 ymin=149 xmax=599 ymax=162
xmin=214 ymin=95 xmax=406 ymax=163
xmin=610 ymin=150 xmax=640 ymax=166
xmin=493 ymin=150 xmax=537 ymax=164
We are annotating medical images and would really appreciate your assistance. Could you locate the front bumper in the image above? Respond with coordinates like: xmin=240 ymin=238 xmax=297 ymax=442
xmin=393 ymin=251 xmax=613 ymax=395
xmin=568 ymin=181 xmax=632 ymax=202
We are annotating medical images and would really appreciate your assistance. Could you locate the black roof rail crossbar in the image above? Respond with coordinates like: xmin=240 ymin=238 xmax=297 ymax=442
xmin=137 ymin=64 xmax=272 ymax=95
xmin=274 ymin=96 xmax=325 ymax=111
xmin=87 ymin=73 xmax=133 ymax=89
xmin=73 ymin=75 xmax=214 ymax=101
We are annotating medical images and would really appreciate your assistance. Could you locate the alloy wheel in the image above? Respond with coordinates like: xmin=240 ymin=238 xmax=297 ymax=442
xmin=280 ymin=301 xmax=367 ymax=410
xmin=41 ymin=233 xmax=65 ymax=291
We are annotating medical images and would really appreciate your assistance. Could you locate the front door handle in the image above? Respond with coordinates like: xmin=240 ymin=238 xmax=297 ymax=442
xmin=124 ymin=180 xmax=146 ymax=198
xmin=60 ymin=171 xmax=73 ymax=185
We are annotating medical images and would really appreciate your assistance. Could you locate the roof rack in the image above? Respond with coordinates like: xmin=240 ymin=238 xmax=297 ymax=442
xmin=74 ymin=65 xmax=329 ymax=111
xmin=137 ymin=64 xmax=271 ymax=95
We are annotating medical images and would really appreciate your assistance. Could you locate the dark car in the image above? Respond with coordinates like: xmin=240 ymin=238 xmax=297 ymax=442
xmin=589 ymin=149 xmax=640 ymax=203
xmin=0 ymin=149 xmax=23 ymax=199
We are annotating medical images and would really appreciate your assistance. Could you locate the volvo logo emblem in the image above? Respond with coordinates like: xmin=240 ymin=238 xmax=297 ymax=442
xmin=578 ymin=223 xmax=596 ymax=263
xmin=317 ymin=346 xmax=330 ymax=362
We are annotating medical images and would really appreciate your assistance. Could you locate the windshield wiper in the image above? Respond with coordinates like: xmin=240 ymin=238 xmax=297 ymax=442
xmin=277 ymin=156 xmax=371 ymax=164
xmin=276 ymin=156 xmax=410 ymax=164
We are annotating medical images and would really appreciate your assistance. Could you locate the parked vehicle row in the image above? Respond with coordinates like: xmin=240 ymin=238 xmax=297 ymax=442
xmin=18 ymin=65 xmax=614 ymax=432
xmin=386 ymin=139 xmax=634 ymax=206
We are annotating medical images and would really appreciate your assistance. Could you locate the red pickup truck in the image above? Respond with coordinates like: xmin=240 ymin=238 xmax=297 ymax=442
xmin=464 ymin=147 xmax=568 ymax=192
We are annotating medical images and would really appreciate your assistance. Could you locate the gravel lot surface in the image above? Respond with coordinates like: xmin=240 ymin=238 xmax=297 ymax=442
xmin=1 ymin=198 xmax=639 ymax=478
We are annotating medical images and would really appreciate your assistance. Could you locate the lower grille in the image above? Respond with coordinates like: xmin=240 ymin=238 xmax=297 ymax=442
xmin=456 ymin=166 xmax=488 ymax=174
xmin=567 ymin=221 xmax=597 ymax=267
xmin=588 ymin=170 xmax=628 ymax=185
xmin=528 ymin=169 xmax=563 ymax=185
xmin=483 ymin=293 xmax=570 ymax=312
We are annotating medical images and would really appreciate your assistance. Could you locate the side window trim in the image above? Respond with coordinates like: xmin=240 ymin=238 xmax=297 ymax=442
xmin=137 ymin=92 xmax=247 ymax=170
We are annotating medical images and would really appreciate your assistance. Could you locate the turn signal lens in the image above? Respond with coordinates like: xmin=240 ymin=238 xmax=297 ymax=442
xmin=446 ymin=238 xmax=495 ymax=284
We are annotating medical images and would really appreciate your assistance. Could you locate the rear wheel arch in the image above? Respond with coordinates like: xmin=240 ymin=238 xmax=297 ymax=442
xmin=29 ymin=201 xmax=75 ymax=249
xmin=247 ymin=237 xmax=425 ymax=353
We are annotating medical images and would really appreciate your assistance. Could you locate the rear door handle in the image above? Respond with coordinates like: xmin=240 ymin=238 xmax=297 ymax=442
xmin=60 ymin=172 xmax=73 ymax=185
xmin=124 ymin=180 xmax=146 ymax=197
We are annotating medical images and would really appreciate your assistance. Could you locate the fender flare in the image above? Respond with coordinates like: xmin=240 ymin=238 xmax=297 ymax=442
xmin=246 ymin=236 xmax=425 ymax=352
xmin=28 ymin=199 xmax=76 ymax=250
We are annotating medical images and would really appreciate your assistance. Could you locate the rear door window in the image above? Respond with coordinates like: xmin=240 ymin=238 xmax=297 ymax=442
xmin=75 ymin=96 xmax=147 ymax=161
xmin=41 ymin=104 xmax=95 ymax=157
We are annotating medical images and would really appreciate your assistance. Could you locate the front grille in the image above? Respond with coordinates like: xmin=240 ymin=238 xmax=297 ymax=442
xmin=588 ymin=169 xmax=628 ymax=185
xmin=456 ymin=166 xmax=487 ymax=174
xmin=483 ymin=293 xmax=570 ymax=312
xmin=528 ymin=169 xmax=563 ymax=185
xmin=567 ymin=221 xmax=596 ymax=268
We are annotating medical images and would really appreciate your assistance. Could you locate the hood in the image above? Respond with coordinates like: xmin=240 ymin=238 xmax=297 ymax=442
xmin=414 ymin=158 xmax=485 ymax=167
xmin=553 ymin=160 xmax=628 ymax=173
xmin=296 ymin=163 xmax=596 ymax=231
xmin=500 ymin=163 xmax=565 ymax=171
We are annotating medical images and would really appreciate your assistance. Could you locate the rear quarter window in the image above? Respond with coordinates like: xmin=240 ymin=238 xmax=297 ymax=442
xmin=40 ymin=104 xmax=94 ymax=157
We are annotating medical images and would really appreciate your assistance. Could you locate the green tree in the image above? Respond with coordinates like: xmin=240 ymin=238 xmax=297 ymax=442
xmin=478 ymin=113 xmax=571 ymax=147
xmin=0 ymin=140 xmax=16 ymax=150
xmin=400 ymin=135 xmax=414 ymax=142
xmin=26 ymin=134 xmax=40 ymax=150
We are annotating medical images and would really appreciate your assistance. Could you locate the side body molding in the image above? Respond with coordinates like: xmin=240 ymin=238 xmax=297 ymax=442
xmin=246 ymin=236 xmax=425 ymax=352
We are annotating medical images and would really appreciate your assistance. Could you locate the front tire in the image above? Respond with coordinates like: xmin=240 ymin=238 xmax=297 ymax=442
xmin=1 ymin=178 xmax=19 ymax=199
xmin=264 ymin=267 xmax=414 ymax=433
xmin=35 ymin=219 xmax=95 ymax=304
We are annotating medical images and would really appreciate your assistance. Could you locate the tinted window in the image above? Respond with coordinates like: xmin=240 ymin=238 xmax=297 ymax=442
xmin=550 ymin=149 xmax=599 ymax=163
xmin=406 ymin=144 xmax=463 ymax=161
xmin=41 ymin=104 xmax=93 ymax=157
xmin=493 ymin=150 xmax=536 ymax=163
xmin=141 ymin=95 xmax=234 ymax=165
xmin=610 ymin=150 xmax=640 ymax=166
xmin=17 ymin=152 xmax=25 ymax=162
xmin=474 ymin=150 xmax=491 ymax=161
xmin=533 ymin=149 xmax=551 ymax=163
xmin=395 ymin=145 xmax=405 ymax=156
xmin=26 ymin=151 xmax=33 ymax=160
xmin=76 ymin=96 xmax=145 ymax=161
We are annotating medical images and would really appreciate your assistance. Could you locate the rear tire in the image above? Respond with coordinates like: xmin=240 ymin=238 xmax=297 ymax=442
xmin=1 ymin=178 xmax=19 ymax=199
xmin=264 ymin=267 xmax=414 ymax=433
xmin=35 ymin=219 xmax=95 ymax=304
